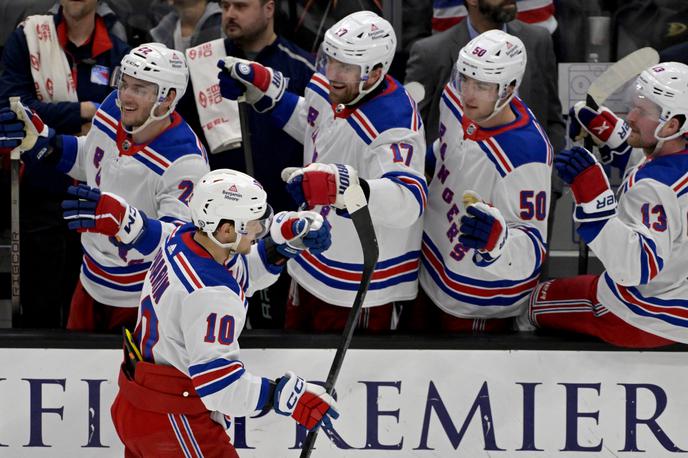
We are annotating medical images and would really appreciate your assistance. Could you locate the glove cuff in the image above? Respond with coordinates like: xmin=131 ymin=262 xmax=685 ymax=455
xmin=262 ymin=236 xmax=290 ymax=266
xmin=256 ymin=377 xmax=277 ymax=412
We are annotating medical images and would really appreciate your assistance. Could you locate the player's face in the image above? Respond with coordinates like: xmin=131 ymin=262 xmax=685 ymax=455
xmin=60 ymin=0 xmax=98 ymax=21
xmin=477 ymin=0 xmax=518 ymax=24
xmin=221 ymin=0 xmax=272 ymax=43
xmin=457 ymin=74 xmax=500 ymax=121
xmin=323 ymin=57 xmax=363 ymax=105
xmin=118 ymin=75 xmax=159 ymax=128
xmin=626 ymin=96 xmax=662 ymax=149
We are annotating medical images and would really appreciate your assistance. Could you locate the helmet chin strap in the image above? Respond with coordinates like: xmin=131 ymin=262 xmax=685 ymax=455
xmin=207 ymin=230 xmax=243 ymax=253
xmin=462 ymin=90 xmax=515 ymax=124
xmin=344 ymin=73 xmax=385 ymax=107
xmin=650 ymin=118 xmax=685 ymax=156
xmin=116 ymin=93 xmax=174 ymax=136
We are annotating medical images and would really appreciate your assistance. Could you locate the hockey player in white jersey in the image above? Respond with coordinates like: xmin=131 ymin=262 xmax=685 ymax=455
xmin=217 ymin=11 xmax=427 ymax=332
xmin=0 ymin=43 xmax=209 ymax=332
xmin=529 ymin=62 xmax=688 ymax=347
xmin=110 ymin=169 xmax=337 ymax=457
xmin=413 ymin=30 xmax=552 ymax=332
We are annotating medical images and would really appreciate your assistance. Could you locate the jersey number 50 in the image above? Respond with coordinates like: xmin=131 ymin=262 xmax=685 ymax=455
xmin=520 ymin=190 xmax=547 ymax=221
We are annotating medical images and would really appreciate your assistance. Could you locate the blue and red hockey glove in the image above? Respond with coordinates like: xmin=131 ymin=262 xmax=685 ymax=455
xmin=569 ymin=101 xmax=632 ymax=165
xmin=273 ymin=371 xmax=339 ymax=431
xmin=217 ymin=57 xmax=285 ymax=112
xmin=282 ymin=163 xmax=359 ymax=210
xmin=555 ymin=146 xmax=617 ymax=223
xmin=62 ymin=184 xmax=149 ymax=245
xmin=270 ymin=210 xmax=332 ymax=258
xmin=0 ymin=100 xmax=57 ymax=165
xmin=459 ymin=194 xmax=509 ymax=265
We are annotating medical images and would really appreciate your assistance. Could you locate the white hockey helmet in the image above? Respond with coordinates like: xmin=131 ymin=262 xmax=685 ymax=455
xmin=189 ymin=169 xmax=273 ymax=251
xmin=316 ymin=10 xmax=397 ymax=104
xmin=117 ymin=43 xmax=189 ymax=134
xmin=631 ymin=62 xmax=688 ymax=142
xmin=453 ymin=29 xmax=527 ymax=119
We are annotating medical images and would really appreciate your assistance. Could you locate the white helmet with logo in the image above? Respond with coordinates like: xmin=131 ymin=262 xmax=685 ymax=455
xmin=117 ymin=43 xmax=189 ymax=134
xmin=317 ymin=10 xmax=397 ymax=105
xmin=453 ymin=29 xmax=527 ymax=119
xmin=190 ymin=169 xmax=273 ymax=251
xmin=632 ymin=62 xmax=688 ymax=142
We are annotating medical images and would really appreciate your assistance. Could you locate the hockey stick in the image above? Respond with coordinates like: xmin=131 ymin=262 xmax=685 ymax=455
xmin=576 ymin=47 xmax=659 ymax=274
xmin=299 ymin=184 xmax=379 ymax=458
xmin=7 ymin=96 xmax=39 ymax=324
xmin=237 ymin=101 xmax=255 ymax=177
xmin=9 ymin=135 xmax=21 ymax=324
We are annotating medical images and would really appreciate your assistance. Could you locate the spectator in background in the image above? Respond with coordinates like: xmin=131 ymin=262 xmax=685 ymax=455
xmin=613 ymin=0 xmax=688 ymax=60
xmin=0 ymin=0 xmax=130 ymax=328
xmin=181 ymin=0 xmax=314 ymax=328
xmin=431 ymin=0 xmax=558 ymax=34
xmin=151 ymin=0 xmax=222 ymax=53
xmin=104 ymin=0 xmax=175 ymax=46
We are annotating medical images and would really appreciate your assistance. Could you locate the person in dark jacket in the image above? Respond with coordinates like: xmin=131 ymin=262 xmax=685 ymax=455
xmin=151 ymin=0 xmax=222 ymax=52
xmin=0 ymin=0 xmax=130 ymax=328
xmin=178 ymin=0 xmax=314 ymax=328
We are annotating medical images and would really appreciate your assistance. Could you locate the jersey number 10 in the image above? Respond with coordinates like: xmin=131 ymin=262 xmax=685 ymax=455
xmin=204 ymin=313 xmax=236 ymax=345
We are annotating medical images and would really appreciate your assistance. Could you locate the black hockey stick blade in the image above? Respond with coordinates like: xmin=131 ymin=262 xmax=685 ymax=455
xmin=300 ymin=184 xmax=379 ymax=458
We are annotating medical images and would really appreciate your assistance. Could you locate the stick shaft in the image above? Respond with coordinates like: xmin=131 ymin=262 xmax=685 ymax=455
xmin=10 ymin=159 xmax=21 ymax=324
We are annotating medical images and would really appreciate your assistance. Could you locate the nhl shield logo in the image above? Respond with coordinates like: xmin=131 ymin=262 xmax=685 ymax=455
xmin=122 ymin=139 xmax=131 ymax=152
xmin=466 ymin=123 xmax=477 ymax=135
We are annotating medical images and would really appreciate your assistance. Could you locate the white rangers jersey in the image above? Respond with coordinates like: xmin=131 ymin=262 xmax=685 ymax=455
xmin=57 ymin=90 xmax=210 ymax=307
xmin=420 ymin=83 xmax=552 ymax=318
xmin=273 ymin=74 xmax=427 ymax=307
xmin=133 ymin=224 xmax=281 ymax=416
xmin=587 ymin=150 xmax=688 ymax=343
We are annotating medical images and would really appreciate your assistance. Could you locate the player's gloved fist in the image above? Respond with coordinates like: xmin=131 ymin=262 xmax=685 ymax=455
xmin=0 ymin=101 xmax=56 ymax=165
xmin=555 ymin=146 xmax=617 ymax=222
xmin=568 ymin=101 xmax=632 ymax=164
xmin=271 ymin=210 xmax=332 ymax=258
xmin=217 ymin=57 xmax=285 ymax=112
xmin=282 ymin=163 xmax=359 ymax=210
xmin=62 ymin=184 xmax=148 ymax=244
xmin=273 ymin=371 xmax=339 ymax=431
xmin=459 ymin=193 xmax=508 ymax=264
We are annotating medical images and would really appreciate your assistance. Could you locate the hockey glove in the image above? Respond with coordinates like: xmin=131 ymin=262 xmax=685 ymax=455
xmin=274 ymin=371 xmax=339 ymax=431
xmin=282 ymin=163 xmax=359 ymax=210
xmin=459 ymin=194 xmax=508 ymax=265
xmin=0 ymin=101 xmax=57 ymax=166
xmin=555 ymin=146 xmax=617 ymax=222
xmin=62 ymin=184 xmax=148 ymax=245
xmin=217 ymin=58 xmax=286 ymax=112
xmin=568 ymin=101 xmax=632 ymax=164
xmin=270 ymin=211 xmax=332 ymax=258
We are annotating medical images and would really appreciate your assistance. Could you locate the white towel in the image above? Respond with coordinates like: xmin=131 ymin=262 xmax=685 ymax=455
xmin=23 ymin=15 xmax=78 ymax=103
xmin=186 ymin=39 xmax=242 ymax=154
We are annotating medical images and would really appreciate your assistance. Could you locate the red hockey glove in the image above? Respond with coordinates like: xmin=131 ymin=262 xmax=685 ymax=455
xmin=273 ymin=371 xmax=339 ymax=431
